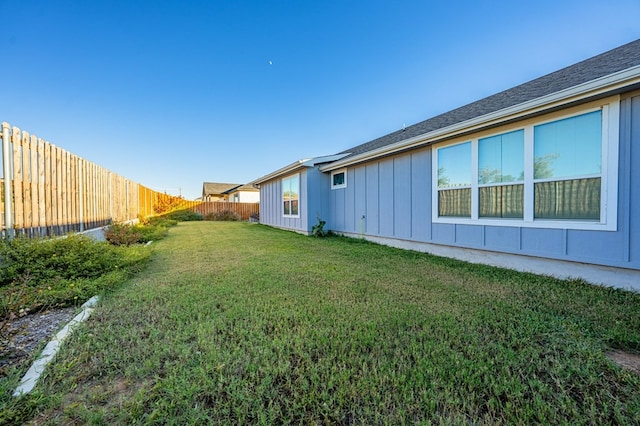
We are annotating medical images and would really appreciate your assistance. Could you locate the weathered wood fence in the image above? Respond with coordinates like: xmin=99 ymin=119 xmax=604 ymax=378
xmin=1 ymin=122 xmax=195 ymax=237
xmin=192 ymin=202 xmax=259 ymax=221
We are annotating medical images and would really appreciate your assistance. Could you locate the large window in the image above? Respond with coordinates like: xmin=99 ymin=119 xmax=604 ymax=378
xmin=533 ymin=110 xmax=601 ymax=220
xmin=282 ymin=174 xmax=299 ymax=217
xmin=432 ymin=100 xmax=619 ymax=230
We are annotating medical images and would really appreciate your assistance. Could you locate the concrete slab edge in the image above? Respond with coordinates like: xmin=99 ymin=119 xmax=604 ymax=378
xmin=13 ymin=295 xmax=101 ymax=397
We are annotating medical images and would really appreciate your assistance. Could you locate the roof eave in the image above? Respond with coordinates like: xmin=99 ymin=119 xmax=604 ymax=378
xmin=251 ymin=153 xmax=350 ymax=186
xmin=250 ymin=158 xmax=311 ymax=186
xmin=321 ymin=65 xmax=640 ymax=172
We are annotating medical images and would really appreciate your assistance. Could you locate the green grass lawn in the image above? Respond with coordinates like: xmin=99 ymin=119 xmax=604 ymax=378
xmin=3 ymin=221 xmax=639 ymax=424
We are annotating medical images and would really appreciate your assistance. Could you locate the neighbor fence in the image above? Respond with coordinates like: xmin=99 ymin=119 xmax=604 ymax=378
xmin=192 ymin=201 xmax=259 ymax=221
xmin=1 ymin=122 xmax=197 ymax=237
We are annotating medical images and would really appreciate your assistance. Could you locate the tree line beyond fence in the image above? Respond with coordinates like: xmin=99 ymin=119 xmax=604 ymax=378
xmin=0 ymin=122 xmax=258 ymax=237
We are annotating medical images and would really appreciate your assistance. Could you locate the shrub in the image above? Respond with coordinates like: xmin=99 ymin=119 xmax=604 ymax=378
xmin=135 ymin=224 xmax=169 ymax=242
xmin=104 ymin=223 xmax=143 ymax=246
xmin=0 ymin=235 xmax=149 ymax=286
xmin=161 ymin=209 xmax=202 ymax=222
xmin=105 ymin=222 xmax=171 ymax=246
xmin=0 ymin=235 xmax=133 ymax=286
xmin=147 ymin=216 xmax=178 ymax=227
xmin=204 ymin=210 xmax=240 ymax=221
xmin=311 ymin=217 xmax=328 ymax=237
xmin=0 ymin=235 xmax=150 ymax=316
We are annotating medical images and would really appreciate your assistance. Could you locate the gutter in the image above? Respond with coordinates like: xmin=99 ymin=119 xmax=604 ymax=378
xmin=320 ymin=65 xmax=640 ymax=172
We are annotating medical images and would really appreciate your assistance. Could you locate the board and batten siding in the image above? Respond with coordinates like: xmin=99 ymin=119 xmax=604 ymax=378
xmin=259 ymin=167 xmax=331 ymax=234
xmin=329 ymin=148 xmax=431 ymax=241
xmin=259 ymin=169 xmax=308 ymax=233
xmin=328 ymin=93 xmax=640 ymax=273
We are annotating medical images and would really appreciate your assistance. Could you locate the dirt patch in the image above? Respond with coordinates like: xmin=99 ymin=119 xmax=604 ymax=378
xmin=607 ymin=349 xmax=640 ymax=375
xmin=0 ymin=307 xmax=77 ymax=376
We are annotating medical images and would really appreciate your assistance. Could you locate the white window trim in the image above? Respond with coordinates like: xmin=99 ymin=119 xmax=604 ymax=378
xmin=431 ymin=97 xmax=619 ymax=231
xmin=282 ymin=173 xmax=300 ymax=218
xmin=331 ymin=169 xmax=347 ymax=190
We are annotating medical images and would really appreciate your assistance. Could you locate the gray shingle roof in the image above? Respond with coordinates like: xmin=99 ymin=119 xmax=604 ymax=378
xmin=339 ymin=39 xmax=640 ymax=159
xmin=230 ymin=184 xmax=259 ymax=193
xmin=202 ymin=182 xmax=242 ymax=196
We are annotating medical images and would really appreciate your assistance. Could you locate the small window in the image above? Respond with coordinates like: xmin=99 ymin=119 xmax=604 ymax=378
xmin=331 ymin=169 xmax=347 ymax=189
xmin=282 ymin=174 xmax=300 ymax=217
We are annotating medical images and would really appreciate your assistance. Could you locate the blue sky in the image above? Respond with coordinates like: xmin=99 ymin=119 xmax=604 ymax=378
xmin=2 ymin=1 xmax=639 ymax=200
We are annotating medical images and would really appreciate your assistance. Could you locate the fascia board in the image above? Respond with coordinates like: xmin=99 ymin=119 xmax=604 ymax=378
xmin=252 ymin=153 xmax=350 ymax=186
xmin=251 ymin=159 xmax=311 ymax=186
xmin=320 ymin=66 xmax=640 ymax=172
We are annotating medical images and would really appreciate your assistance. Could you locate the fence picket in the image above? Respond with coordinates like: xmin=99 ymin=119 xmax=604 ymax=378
xmin=44 ymin=142 xmax=52 ymax=231
xmin=12 ymin=127 xmax=24 ymax=230
xmin=192 ymin=202 xmax=259 ymax=221
xmin=29 ymin=135 xmax=39 ymax=230
xmin=37 ymin=139 xmax=46 ymax=231
xmin=22 ymin=131 xmax=32 ymax=230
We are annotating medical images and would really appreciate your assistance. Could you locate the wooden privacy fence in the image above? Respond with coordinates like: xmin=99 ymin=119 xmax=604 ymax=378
xmin=191 ymin=201 xmax=259 ymax=221
xmin=1 ymin=122 xmax=194 ymax=237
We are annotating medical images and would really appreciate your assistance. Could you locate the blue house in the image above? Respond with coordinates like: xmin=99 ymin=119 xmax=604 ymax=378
xmin=252 ymin=39 xmax=640 ymax=291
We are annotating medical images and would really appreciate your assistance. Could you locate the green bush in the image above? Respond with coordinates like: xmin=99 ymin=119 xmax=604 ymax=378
xmin=311 ymin=217 xmax=328 ymax=237
xmin=104 ymin=223 xmax=143 ymax=246
xmin=0 ymin=236 xmax=150 ymax=316
xmin=161 ymin=209 xmax=202 ymax=222
xmin=147 ymin=216 xmax=178 ymax=227
xmin=203 ymin=210 xmax=240 ymax=221
xmin=135 ymin=224 xmax=169 ymax=242
xmin=104 ymin=222 xmax=171 ymax=246
xmin=0 ymin=235 xmax=128 ymax=285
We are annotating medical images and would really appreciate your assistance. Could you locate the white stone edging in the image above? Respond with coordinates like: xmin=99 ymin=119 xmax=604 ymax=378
xmin=13 ymin=295 xmax=101 ymax=397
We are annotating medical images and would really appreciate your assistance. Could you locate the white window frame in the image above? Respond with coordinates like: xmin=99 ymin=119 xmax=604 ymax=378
xmin=282 ymin=173 xmax=300 ymax=218
xmin=331 ymin=169 xmax=347 ymax=190
xmin=431 ymin=97 xmax=619 ymax=231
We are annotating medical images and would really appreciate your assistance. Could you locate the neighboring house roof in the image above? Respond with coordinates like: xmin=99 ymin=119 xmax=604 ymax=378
xmin=202 ymin=182 xmax=259 ymax=197
xmin=228 ymin=184 xmax=259 ymax=193
xmin=202 ymin=182 xmax=242 ymax=196
xmin=321 ymin=38 xmax=640 ymax=171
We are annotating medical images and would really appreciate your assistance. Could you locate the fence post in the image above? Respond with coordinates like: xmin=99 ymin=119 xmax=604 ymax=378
xmin=1 ymin=123 xmax=13 ymax=236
